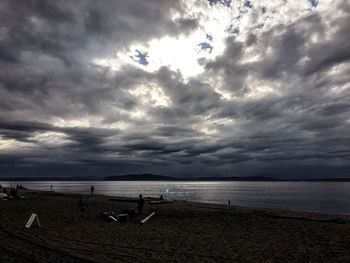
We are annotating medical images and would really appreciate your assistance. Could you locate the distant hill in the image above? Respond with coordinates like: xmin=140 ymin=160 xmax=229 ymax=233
xmin=104 ymin=174 xmax=350 ymax=182
xmin=104 ymin=174 xmax=282 ymax=181
xmin=0 ymin=177 xmax=99 ymax=181
xmin=104 ymin=174 xmax=174 ymax=181
xmin=300 ymin=178 xmax=350 ymax=182
xmin=1 ymin=174 xmax=350 ymax=182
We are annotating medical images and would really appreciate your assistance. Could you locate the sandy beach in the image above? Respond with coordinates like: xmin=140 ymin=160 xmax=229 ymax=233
xmin=1 ymin=189 xmax=350 ymax=263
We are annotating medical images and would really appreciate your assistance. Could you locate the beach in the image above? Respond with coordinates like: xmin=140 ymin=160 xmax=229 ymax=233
xmin=1 ymin=189 xmax=350 ymax=263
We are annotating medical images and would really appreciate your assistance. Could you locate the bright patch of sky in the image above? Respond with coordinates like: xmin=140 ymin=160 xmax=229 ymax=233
xmin=0 ymin=132 xmax=71 ymax=152
xmin=92 ymin=0 xmax=239 ymax=78
xmin=92 ymin=0 xmax=319 ymax=79
xmin=29 ymin=132 xmax=71 ymax=146
xmin=0 ymin=137 xmax=31 ymax=151
xmin=128 ymin=84 xmax=171 ymax=108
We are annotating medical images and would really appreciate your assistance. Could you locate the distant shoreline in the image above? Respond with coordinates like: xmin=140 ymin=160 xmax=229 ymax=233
xmin=1 ymin=173 xmax=350 ymax=182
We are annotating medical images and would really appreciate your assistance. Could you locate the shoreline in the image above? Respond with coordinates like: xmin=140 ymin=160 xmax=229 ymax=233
xmin=4 ymin=186 xmax=350 ymax=221
xmin=2 ymin=185 xmax=350 ymax=217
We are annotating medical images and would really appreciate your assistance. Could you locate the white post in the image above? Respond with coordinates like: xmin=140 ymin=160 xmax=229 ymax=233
xmin=140 ymin=212 xmax=155 ymax=224
xmin=25 ymin=213 xmax=41 ymax=228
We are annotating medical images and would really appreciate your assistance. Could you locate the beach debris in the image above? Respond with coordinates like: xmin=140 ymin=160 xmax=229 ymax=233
xmin=0 ymin=193 xmax=8 ymax=200
xmin=25 ymin=213 xmax=41 ymax=229
xmin=140 ymin=212 xmax=155 ymax=224
xmin=108 ymin=215 xmax=118 ymax=222
xmin=117 ymin=214 xmax=129 ymax=222
xmin=99 ymin=211 xmax=118 ymax=222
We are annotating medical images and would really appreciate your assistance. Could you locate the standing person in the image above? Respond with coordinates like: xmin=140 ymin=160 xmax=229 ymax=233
xmin=228 ymin=199 xmax=231 ymax=205
xmin=77 ymin=196 xmax=88 ymax=220
xmin=50 ymin=185 xmax=53 ymax=191
xmin=138 ymin=194 xmax=145 ymax=216
xmin=90 ymin=185 xmax=95 ymax=195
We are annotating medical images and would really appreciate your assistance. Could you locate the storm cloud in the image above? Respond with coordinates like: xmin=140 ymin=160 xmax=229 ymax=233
xmin=0 ymin=0 xmax=350 ymax=178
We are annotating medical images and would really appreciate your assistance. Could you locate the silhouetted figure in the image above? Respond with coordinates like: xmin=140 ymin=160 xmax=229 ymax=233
xmin=10 ymin=188 xmax=19 ymax=198
xmin=138 ymin=194 xmax=145 ymax=216
xmin=159 ymin=194 xmax=164 ymax=200
xmin=90 ymin=185 xmax=95 ymax=195
xmin=50 ymin=185 xmax=53 ymax=191
xmin=77 ymin=196 xmax=88 ymax=219
xmin=228 ymin=199 xmax=231 ymax=205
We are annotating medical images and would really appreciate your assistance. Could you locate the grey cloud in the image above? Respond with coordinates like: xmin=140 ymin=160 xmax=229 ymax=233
xmin=0 ymin=0 xmax=197 ymax=64
xmin=0 ymin=0 xmax=199 ymax=120
xmin=1 ymin=1 xmax=350 ymax=178
xmin=144 ymin=67 xmax=224 ymax=118
xmin=204 ymin=38 xmax=249 ymax=95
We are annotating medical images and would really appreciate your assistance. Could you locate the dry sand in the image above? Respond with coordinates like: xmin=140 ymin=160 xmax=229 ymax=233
xmin=1 ymin=189 xmax=350 ymax=263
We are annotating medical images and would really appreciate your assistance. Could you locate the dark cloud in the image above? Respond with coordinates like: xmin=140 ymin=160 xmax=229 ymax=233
xmin=0 ymin=1 xmax=350 ymax=178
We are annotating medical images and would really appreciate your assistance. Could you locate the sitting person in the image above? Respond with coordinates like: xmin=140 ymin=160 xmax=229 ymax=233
xmin=10 ymin=188 xmax=19 ymax=198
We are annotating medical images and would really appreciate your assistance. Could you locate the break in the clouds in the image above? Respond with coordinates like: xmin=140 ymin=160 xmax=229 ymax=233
xmin=0 ymin=0 xmax=350 ymax=178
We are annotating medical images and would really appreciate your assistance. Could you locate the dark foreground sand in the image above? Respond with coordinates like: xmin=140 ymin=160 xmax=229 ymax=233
xmin=1 ymin=189 xmax=350 ymax=263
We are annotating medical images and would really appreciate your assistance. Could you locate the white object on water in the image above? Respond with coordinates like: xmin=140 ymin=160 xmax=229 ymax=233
xmin=140 ymin=212 xmax=155 ymax=224
xmin=0 ymin=193 xmax=7 ymax=199
xmin=25 ymin=213 xmax=41 ymax=228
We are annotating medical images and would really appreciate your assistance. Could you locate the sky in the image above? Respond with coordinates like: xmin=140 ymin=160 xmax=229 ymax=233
xmin=0 ymin=0 xmax=350 ymax=178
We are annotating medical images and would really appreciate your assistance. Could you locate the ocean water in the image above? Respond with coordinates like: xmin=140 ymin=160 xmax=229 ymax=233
xmin=1 ymin=181 xmax=350 ymax=215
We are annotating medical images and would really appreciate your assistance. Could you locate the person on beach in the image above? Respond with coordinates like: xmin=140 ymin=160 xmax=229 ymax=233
xmin=50 ymin=185 xmax=53 ymax=191
xmin=90 ymin=185 xmax=95 ymax=195
xmin=77 ymin=196 xmax=88 ymax=219
xmin=159 ymin=194 xmax=164 ymax=200
xmin=138 ymin=194 xmax=145 ymax=216
xmin=228 ymin=199 xmax=231 ymax=205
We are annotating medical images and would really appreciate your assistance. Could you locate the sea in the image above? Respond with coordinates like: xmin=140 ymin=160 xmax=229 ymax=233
xmin=1 ymin=181 xmax=350 ymax=215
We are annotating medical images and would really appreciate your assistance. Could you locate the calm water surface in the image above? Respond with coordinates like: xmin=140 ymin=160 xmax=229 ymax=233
xmin=1 ymin=181 xmax=350 ymax=215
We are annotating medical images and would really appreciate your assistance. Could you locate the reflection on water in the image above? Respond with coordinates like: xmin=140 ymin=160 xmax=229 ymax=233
xmin=1 ymin=181 xmax=350 ymax=214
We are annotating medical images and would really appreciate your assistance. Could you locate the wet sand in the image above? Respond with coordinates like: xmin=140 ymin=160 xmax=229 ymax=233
xmin=1 ymin=189 xmax=350 ymax=262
